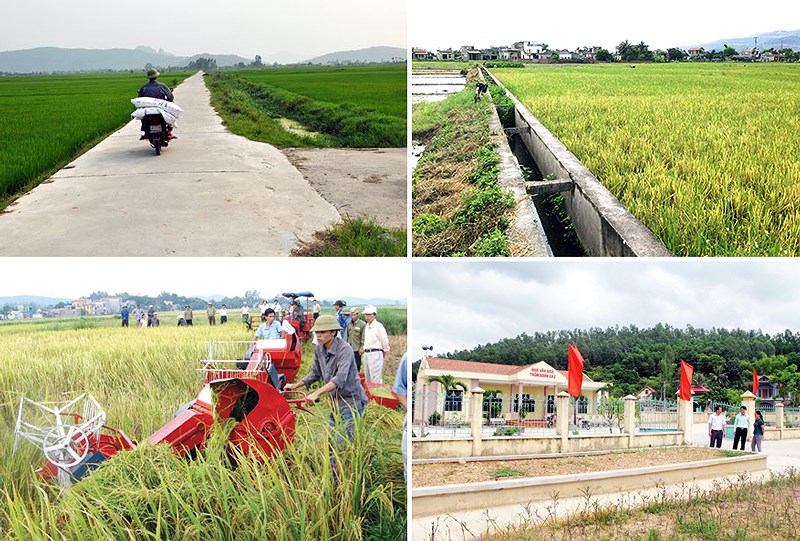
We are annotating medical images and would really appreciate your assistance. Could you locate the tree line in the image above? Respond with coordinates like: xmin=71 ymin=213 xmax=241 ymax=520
xmin=435 ymin=324 xmax=800 ymax=406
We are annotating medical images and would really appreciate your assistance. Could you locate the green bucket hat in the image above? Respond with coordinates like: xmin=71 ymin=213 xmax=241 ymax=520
xmin=146 ymin=68 xmax=160 ymax=79
xmin=311 ymin=314 xmax=341 ymax=333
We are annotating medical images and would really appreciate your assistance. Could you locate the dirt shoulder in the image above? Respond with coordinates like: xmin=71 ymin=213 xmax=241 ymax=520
xmin=413 ymin=447 xmax=735 ymax=487
xmin=283 ymin=147 xmax=407 ymax=230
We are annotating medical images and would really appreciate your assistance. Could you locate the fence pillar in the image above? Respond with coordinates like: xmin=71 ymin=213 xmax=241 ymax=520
xmin=776 ymin=403 xmax=785 ymax=439
xmin=677 ymin=397 xmax=694 ymax=445
xmin=740 ymin=391 xmax=756 ymax=435
xmin=556 ymin=391 xmax=571 ymax=453
xmin=470 ymin=386 xmax=485 ymax=457
xmin=623 ymin=395 xmax=636 ymax=448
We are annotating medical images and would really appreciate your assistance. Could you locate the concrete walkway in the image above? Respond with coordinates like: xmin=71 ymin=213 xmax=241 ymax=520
xmin=0 ymin=72 xmax=340 ymax=256
xmin=412 ymin=424 xmax=799 ymax=541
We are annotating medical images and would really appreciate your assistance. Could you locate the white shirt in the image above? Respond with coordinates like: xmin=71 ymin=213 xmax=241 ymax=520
xmin=708 ymin=412 xmax=726 ymax=431
xmin=241 ymin=305 xmax=249 ymax=315
xmin=219 ymin=307 xmax=227 ymax=317
xmin=364 ymin=319 xmax=390 ymax=352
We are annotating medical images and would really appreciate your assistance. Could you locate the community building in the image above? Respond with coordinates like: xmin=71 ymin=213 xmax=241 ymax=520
xmin=415 ymin=357 xmax=608 ymax=426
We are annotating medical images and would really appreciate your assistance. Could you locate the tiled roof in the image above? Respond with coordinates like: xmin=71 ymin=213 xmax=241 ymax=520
xmin=426 ymin=357 xmax=527 ymax=376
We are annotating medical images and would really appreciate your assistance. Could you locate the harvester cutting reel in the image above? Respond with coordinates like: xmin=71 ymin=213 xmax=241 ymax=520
xmin=13 ymin=393 xmax=106 ymax=469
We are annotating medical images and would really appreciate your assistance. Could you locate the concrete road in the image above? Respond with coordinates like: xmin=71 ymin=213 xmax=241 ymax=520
xmin=0 ymin=72 xmax=340 ymax=256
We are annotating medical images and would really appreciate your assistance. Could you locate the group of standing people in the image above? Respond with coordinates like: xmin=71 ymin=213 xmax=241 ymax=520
xmin=708 ymin=405 xmax=765 ymax=452
xmin=333 ymin=300 xmax=390 ymax=384
xmin=120 ymin=304 xmax=159 ymax=328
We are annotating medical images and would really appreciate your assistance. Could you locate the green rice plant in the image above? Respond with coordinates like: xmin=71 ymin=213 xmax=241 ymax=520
xmin=0 ymin=72 xmax=191 ymax=208
xmin=493 ymin=62 xmax=800 ymax=256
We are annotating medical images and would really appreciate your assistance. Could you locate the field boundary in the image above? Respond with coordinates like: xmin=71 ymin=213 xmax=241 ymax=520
xmin=412 ymin=453 xmax=766 ymax=518
xmin=484 ymin=68 xmax=672 ymax=257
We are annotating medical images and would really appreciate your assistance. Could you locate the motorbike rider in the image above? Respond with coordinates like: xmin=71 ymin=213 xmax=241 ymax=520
xmin=138 ymin=68 xmax=175 ymax=141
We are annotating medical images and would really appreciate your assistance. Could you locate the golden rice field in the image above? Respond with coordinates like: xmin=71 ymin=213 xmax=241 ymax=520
xmin=0 ymin=316 xmax=406 ymax=540
xmin=493 ymin=63 xmax=800 ymax=256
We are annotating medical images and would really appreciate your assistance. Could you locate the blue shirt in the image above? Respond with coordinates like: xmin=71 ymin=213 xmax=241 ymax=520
xmin=121 ymin=308 xmax=129 ymax=320
xmin=392 ymin=353 xmax=408 ymax=406
xmin=255 ymin=321 xmax=282 ymax=339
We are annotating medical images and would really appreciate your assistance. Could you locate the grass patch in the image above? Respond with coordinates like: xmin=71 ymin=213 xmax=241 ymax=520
xmin=412 ymin=69 xmax=514 ymax=256
xmin=291 ymin=215 xmax=406 ymax=257
xmin=490 ymin=466 xmax=526 ymax=478
xmin=206 ymin=71 xmax=405 ymax=148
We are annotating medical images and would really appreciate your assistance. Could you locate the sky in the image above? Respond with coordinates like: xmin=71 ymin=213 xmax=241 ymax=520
xmin=410 ymin=0 xmax=798 ymax=51
xmin=0 ymin=0 xmax=407 ymax=60
xmin=412 ymin=260 xmax=800 ymax=361
xmin=1 ymin=258 xmax=409 ymax=301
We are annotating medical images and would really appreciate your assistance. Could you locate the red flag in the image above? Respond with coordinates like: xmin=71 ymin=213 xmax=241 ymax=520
xmin=679 ymin=359 xmax=694 ymax=401
xmin=567 ymin=343 xmax=585 ymax=397
xmin=753 ymin=370 xmax=759 ymax=396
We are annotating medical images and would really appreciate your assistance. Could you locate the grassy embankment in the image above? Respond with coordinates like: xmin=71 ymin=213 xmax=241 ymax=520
xmin=473 ymin=467 xmax=800 ymax=541
xmin=0 ymin=310 xmax=406 ymax=540
xmin=0 ymin=72 xmax=191 ymax=210
xmin=493 ymin=62 xmax=800 ymax=256
xmin=205 ymin=65 xmax=406 ymax=148
xmin=412 ymin=69 xmax=514 ymax=256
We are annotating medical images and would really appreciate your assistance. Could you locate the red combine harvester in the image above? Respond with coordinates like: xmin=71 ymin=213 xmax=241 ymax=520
xmin=13 ymin=341 xmax=307 ymax=487
xmin=280 ymin=291 xmax=316 ymax=342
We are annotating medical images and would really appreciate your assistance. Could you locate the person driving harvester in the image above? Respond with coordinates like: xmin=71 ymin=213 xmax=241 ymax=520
xmin=138 ymin=68 xmax=175 ymax=142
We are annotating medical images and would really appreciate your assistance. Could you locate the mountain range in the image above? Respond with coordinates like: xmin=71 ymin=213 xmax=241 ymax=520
xmin=0 ymin=45 xmax=406 ymax=74
xmin=0 ymin=295 xmax=72 ymax=307
xmin=693 ymin=29 xmax=800 ymax=51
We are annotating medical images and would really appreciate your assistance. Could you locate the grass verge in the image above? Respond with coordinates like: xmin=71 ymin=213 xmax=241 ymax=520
xmin=205 ymin=72 xmax=405 ymax=148
xmin=412 ymin=69 xmax=514 ymax=256
xmin=291 ymin=215 xmax=407 ymax=257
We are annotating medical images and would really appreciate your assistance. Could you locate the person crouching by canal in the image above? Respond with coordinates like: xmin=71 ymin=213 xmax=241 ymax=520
xmin=284 ymin=314 xmax=368 ymax=443
xmin=732 ymin=405 xmax=750 ymax=451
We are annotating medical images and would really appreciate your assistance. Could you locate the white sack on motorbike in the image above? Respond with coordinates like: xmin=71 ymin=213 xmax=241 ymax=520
xmin=131 ymin=107 xmax=178 ymax=127
xmin=131 ymin=97 xmax=184 ymax=117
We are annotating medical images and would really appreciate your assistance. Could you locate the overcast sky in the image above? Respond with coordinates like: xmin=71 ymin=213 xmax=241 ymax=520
xmin=411 ymin=0 xmax=798 ymax=51
xmin=1 ymin=0 xmax=407 ymax=59
xmin=1 ymin=258 xmax=409 ymax=301
xmin=412 ymin=260 xmax=800 ymax=361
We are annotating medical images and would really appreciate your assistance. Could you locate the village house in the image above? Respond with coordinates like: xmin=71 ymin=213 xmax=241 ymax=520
xmin=687 ymin=47 xmax=705 ymax=58
xmin=436 ymin=48 xmax=454 ymax=61
xmin=415 ymin=357 xmax=608 ymax=426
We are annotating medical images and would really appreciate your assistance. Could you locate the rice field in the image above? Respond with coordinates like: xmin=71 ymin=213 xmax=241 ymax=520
xmin=492 ymin=63 xmax=800 ymax=256
xmin=0 ymin=72 xmax=191 ymax=207
xmin=230 ymin=64 xmax=407 ymax=120
xmin=0 ymin=314 xmax=406 ymax=540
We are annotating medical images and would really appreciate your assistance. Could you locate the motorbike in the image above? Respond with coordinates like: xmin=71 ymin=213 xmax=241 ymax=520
xmin=142 ymin=112 xmax=172 ymax=156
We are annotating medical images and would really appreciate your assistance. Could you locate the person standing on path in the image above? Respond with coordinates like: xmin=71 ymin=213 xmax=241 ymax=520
xmin=184 ymin=305 xmax=193 ymax=326
xmin=733 ymin=406 xmax=750 ymax=451
xmin=120 ymin=305 xmax=129 ymax=328
xmin=344 ymin=308 xmax=367 ymax=372
xmin=751 ymin=410 xmax=765 ymax=453
xmin=219 ymin=304 xmax=228 ymax=325
xmin=362 ymin=305 xmax=390 ymax=384
xmin=708 ymin=406 xmax=726 ymax=448
xmin=207 ymin=302 xmax=216 ymax=325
